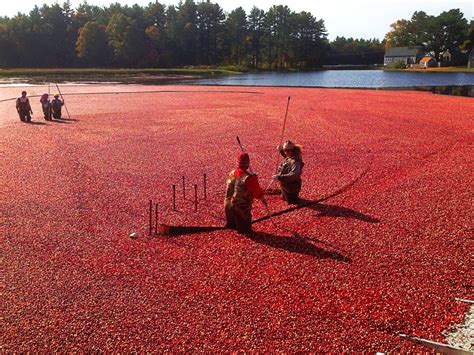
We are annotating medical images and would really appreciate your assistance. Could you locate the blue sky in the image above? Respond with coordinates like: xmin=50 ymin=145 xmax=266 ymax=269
xmin=0 ymin=0 xmax=472 ymax=40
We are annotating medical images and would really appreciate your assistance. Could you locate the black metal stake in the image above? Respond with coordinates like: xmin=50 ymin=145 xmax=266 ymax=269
xmin=203 ymin=173 xmax=207 ymax=200
xmin=172 ymin=185 xmax=176 ymax=211
xmin=182 ymin=176 xmax=185 ymax=199
xmin=194 ymin=184 xmax=198 ymax=212
xmin=149 ymin=199 xmax=152 ymax=236
xmin=154 ymin=203 xmax=158 ymax=236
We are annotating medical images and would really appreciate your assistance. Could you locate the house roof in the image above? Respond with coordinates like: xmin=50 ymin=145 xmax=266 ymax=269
xmin=420 ymin=56 xmax=435 ymax=63
xmin=385 ymin=47 xmax=422 ymax=57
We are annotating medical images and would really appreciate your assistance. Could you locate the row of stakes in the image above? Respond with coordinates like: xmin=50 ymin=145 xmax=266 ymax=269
xmin=148 ymin=174 xmax=208 ymax=236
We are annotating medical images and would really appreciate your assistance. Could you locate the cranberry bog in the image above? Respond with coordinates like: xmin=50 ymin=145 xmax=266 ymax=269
xmin=1 ymin=85 xmax=473 ymax=352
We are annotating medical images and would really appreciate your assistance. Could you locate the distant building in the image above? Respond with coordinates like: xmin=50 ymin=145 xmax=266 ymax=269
xmin=419 ymin=56 xmax=437 ymax=68
xmin=440 ymin=50 xmax=452 ymax=65
xmin=384 ymin=47 xmax=423 ymax=66
xmin=440 ymin=48 xmax=467 ymax=67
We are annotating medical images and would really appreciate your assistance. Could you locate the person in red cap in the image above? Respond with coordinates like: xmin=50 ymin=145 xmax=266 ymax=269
xmin=224 ymin=152 xmax=267 ymax=234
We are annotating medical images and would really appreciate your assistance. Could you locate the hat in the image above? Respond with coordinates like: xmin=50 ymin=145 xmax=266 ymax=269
xmin=54 ymin=94 xmax=59 ymax=98
xmin=237 ymin=152 xmax=250 ymax=168
xmin=283 ymin=140 xmax=295 ymax=150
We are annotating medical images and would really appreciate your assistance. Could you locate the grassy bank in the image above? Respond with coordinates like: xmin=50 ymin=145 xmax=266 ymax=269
xmin=0 ymin=67 xmax=241 ymax=77
xmin=385 ymin=66 xmax=474 ymax=73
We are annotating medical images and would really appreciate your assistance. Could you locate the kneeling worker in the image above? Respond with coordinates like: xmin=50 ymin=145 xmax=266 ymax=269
xmin=225 ymin=152 xmax=267 ymax=234
xmin=51 ymin=94 xmax=64 ymax=119
xmin=273 ymin=140 xmax=304 ymax=204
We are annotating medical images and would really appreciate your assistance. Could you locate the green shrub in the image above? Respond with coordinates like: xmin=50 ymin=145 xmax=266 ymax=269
xmin=391 ymin=60 xmax=407 ymax=69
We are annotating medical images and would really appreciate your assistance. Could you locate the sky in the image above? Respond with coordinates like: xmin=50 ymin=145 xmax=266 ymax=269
xmin=0 ymin=0 xmax=472 ymax=40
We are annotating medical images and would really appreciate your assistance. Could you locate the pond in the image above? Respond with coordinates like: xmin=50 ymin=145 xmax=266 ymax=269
xmin=184 ymin=70 xmax=474 ymax=88
xmin=1 ymin=70 xmax=473 ymax=96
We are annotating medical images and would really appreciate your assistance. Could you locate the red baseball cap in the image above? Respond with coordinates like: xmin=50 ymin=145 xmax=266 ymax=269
xmin=237 ymin=152 xmax=250 ymax=168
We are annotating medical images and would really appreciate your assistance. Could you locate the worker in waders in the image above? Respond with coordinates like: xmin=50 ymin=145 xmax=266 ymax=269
xmin=273 ymin=140 xmax=304 ymax=204
xmin=51 ymin=94 xmax=64 ymax=119
xmin=16 ymin=91 xmax=33 ymax=123
xmin=40 ymin=93 xmax=52 ymax=121
xmin=225 ymin=153 xmax=268 ymax=234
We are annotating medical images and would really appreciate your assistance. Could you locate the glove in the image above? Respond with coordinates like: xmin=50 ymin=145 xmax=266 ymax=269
xmin=272 ymin=174 xmax=280 ymax=181
xmin=276 ymin=145 xmax=283 ymax=151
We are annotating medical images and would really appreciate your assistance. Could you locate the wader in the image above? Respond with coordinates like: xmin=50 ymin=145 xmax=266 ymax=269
xmin=41 ymin=100 xmax=51 ymax=120
xmin=224 ymin=170 xmax=253 ymax=234
xmin=16 ymin=98 xmax=31 ymax=122
xmin=278 ymin=155 xmax=304 ymax=204
xmin=52 ymin=99 xmax=63 ymax=119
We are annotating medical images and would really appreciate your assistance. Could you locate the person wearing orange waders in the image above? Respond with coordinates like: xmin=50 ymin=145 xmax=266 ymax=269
xmin=16 ymin=91 xmax=33 ymax=123
xmin=225 ymin=153 xmax=268 ymax=234
xmin=273 ymin=140 xmax=304 ymax=204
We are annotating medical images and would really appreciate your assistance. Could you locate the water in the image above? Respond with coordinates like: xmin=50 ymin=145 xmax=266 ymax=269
xmin=185 ymin=70 xmax=474 ymax=88
xmin=1 ymin=70 xmax=473 ymax=96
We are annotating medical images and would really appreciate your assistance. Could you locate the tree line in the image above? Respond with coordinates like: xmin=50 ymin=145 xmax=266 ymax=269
xmin=2 ymin=2 xmax=468 ymax=69
xmin=384 ymin=9 xmax=472 ymax=59
xmin=0 ymin=0 xmax=387 ymax=69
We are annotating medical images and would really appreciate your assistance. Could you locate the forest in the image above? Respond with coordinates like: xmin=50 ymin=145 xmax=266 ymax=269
xmin=0 ymin=1 xmax=470 ymax=69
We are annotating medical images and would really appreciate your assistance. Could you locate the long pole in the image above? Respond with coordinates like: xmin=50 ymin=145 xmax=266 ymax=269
xmin=236 ymin=136 xmax=253 ymax=173
xmin=236 ymin=136 xmax=244 ymax=152
xmin=194 ymin=184 xmax=198 ymax=212
xmin=154 ymin=202 xmax=158 ymax=236
xmin=265 ymin=96 xmax=291 ymax=192
xmin=275 ymin=96 xmax=291 ymax=172
xmin=55 ymin=83 xmax=71 ymax=119
xmin=172 ymin=185 xmax=176 ymax=211
xmin=149 ymin=199 xmax=153 ymax=236
xmin=48 ymin=82 xmax=51 ymax=120
xmin=182 ymin=176 xmax=185 ymax=200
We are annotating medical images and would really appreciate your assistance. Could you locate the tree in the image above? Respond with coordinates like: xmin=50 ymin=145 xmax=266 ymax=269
xmin=459 ymin=20 xmax=473 ymax=52
xmin=0 ymin=0 xmax=334 ymax=69
xmin=39 ymin=2 xmax=76 ymax=66
xmin=291 ymin=11 xmax=328 ymax=68
xmin=142 ymin=2 xmax=166 ymax=66
xmin=427 ymin=9 xmax=468 ymax=58
xmin=196 ymin=1 xmax=225 ymax=64
xmin=76 ymin=21 xmax=110 ymax=66
xmin=106 ymin=13 xmax=146 ymax=66
xmin=266 ymin=5 xmax=294 ymax=69
xmin=384 ymin=19 xmax=411 ymax=49
xmin=0 ymin=17 xmax=17 ymax=67
xmin=224 ymin=7 xmax=247 ymax=66
xmin=177 ymin=0 xmax=198 ymax=65
xmin=248 ymin=7 xmax=266 ymax=69
xmin=327 ymin=37 xmax=383 ymax=65
xmin=384 ymin=8 xmax=469 ymax=59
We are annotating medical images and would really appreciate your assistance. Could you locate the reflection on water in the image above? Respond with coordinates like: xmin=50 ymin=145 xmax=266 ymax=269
xmin=183 ymin=70 xmax=474 ymax=88
xmin=1 ymin=70 xmax=473 ymax=97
